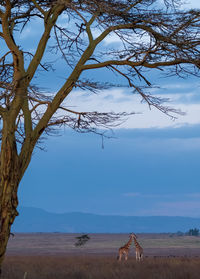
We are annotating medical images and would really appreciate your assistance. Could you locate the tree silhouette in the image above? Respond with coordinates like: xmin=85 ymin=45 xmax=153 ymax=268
xmin=75 ymin=234 xmax=90 ymax=247
xmin=187 ymin=228 xmax=199 ymax=236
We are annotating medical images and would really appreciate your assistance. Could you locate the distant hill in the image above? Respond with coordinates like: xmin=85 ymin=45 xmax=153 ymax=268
xmin=12 ymin=207 xmax=200 ymax=233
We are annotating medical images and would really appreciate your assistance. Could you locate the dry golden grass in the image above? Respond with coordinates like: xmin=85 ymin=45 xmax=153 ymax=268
xmin=2 ymin=234 xmax=200 ymax=278
xmin=2 ymin=255 xmax=200 ymax=279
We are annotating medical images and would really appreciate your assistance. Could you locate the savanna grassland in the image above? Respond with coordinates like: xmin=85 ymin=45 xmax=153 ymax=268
xmin=2 ymin=233 xmax=200 ymax=279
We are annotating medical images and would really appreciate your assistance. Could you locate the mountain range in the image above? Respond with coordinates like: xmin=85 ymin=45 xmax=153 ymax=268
xmin=11 ymin=207 xmax=200 ymax=233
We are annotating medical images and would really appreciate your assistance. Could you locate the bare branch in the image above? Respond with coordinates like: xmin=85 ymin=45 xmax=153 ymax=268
xmin=47 ymin=110 xmax=135 ymax=134
xmin=26 ymin=3 xmax=66 ymax=82
xmin=30 ymin=0 xmax=46 ymax=16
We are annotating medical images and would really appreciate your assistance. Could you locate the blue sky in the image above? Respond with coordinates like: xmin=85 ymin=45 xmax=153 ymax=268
xmin=19 ymin=124 xmax=200 ymax=217
xmin=2 ymin=0 xmax=200 ymax=217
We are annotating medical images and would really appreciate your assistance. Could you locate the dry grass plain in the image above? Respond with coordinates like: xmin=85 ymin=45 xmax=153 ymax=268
xmin=2 ymin=233 xmax=200 ymax=278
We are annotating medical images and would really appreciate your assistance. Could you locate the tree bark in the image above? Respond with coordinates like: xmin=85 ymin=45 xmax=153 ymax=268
xmin=0 ymin=122 xmax=21 ymax=275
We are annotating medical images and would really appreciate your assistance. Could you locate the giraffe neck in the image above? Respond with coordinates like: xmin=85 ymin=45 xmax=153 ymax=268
xmin=133 ymin=237 xmax=140 ymax=249
xmin=124 ymin=236 xmax=133 ymax=248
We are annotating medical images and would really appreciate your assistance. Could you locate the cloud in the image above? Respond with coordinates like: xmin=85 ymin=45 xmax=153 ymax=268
xmin=65 ymin=86 xmax=200 ymax=129
xmin=184 ymin=193 xmax=200 ymax=198
xmin=102 ymin=32 xmax=122 ymax=45
xmin=181 ymin=0 xmax=200 ymax=9
xmin=158 ymin=0 xmax=200 ymax=10
xmin=123 ymin=192 xmax=141 ymax=197
xmin=156 ymin=201 xmax=200 ymax=217
xmin=115 ymin=124 xmax=200 ymax=139
xmin=103 ymin=31 xmax=150 ymax=46
xmin=123 ymin=192 xmax=200 ymax=199
xmin=135 ymin=200 xmax=200 ymax=217
xmin=122 ymin=192 xmax=200 ymax=217
xmin=159 ymin=81 xmax=200 ymax=97
xmin=9 ymin=5 xmax=200 ymax=130
xmin=18 ymin=18 xmax=43 ymax=40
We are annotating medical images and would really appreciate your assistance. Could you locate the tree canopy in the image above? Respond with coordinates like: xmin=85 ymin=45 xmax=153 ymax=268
xmin=1 ymin=0 xmax=200 ymax=147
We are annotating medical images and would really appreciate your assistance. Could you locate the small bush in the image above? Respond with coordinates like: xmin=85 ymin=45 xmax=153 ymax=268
xmin=74 ymin=234 xmax=90 ymax=247
xmin=187 ymin=228 xmax=199 ymax=236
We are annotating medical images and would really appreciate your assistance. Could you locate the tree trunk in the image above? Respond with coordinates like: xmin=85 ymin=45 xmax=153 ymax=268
xmin=0 ymin=132 xmax=20 ymax=275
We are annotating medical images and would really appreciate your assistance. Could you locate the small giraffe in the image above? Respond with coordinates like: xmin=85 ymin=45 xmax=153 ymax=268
xmin=117 ymin=233 xmax=134 ymax=261
xmin=132 ymin=233 xmax=143 ymax=261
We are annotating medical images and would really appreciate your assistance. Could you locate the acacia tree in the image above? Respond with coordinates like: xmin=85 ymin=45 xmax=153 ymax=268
xmin=0 ymin=0 xmax=200 ymax=272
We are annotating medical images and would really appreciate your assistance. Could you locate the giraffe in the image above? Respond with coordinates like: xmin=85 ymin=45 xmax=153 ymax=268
xmin=117 ymin=233 xmax=134 ymax=261
xmin=132 ymin=233 xmax=143 ymax=261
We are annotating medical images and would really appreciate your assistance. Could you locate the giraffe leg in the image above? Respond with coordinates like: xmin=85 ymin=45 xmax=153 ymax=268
xmin=117 ymin=249 xmax=122 ymax=261
xmin=138 ymin=253 xmax=143 ymax=261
